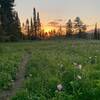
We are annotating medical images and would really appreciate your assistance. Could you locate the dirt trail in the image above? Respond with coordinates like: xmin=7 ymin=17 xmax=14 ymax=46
xmin=0 ymin=52 xmax=31 ymax=100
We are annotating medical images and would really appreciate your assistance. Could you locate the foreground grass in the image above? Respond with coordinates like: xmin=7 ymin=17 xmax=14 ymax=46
xmin=0 ymin=39 xmax=100 ymax=100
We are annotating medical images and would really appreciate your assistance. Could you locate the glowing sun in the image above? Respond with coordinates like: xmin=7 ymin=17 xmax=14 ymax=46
xmin=44 ymin=26 xmax=54 ymax=32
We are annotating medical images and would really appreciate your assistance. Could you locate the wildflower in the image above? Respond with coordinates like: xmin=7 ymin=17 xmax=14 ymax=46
xmin=55 ymin=90 xmax=59 ymax=93
xmin=60 ymin=64 xmax=63 ymax=68
xmin=29 ymin=74 xmax=32 ymax=77
xmin=95 ymin=56 xmax=97 ymax=58
xmin=77 ymin=75 xmax=82 ymax=80
xmin=57 ymin=84 xmax=63 ymax=91
xmin=11 ymin=80 xmax=14 ymax=82
xmin=89 ymin=57 xmax=92 ymax=59
xmin=77 ymin=64 xmax=82 ymax=70
xmin=73 ymin=62 xmax=77 ymax=66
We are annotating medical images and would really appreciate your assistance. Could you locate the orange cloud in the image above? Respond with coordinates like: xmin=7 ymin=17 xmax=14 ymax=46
xmin=54 ymin=19 xmax=63 ymax=22
xmin=48 ymin=21 xmax=60 ymax=28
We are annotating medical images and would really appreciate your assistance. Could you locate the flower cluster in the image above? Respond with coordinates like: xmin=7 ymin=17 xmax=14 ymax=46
xmin=57 ymin=84 xmax=63 ymax=91
xmin=73 ymin=62 xmax=82 ymax=80
xmin=88 ymin=56 xmax=97 ymax=64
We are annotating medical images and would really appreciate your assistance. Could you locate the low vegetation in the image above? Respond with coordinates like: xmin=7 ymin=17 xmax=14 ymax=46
xmin=0 ymin=39 xmax=99 ymax=100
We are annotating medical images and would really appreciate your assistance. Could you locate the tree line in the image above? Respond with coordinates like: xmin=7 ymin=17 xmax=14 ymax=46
xmin=22 ymin=8 xmax=42 ymax=40
xmin=94 ymin=23 xmax=100 ymax=40
xmin=22 ymin=15 xmax=100 ymax=40
xmin=66 ymin=17 xmax=87 ymax=38
xmin=0 ymin=0 xmax=100 ymax=41
xmin=66 ymin=17 xmax=100 ymax=40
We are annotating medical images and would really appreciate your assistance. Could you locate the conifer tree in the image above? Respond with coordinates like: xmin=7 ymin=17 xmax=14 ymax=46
xmin=66 ymin=19 xmax=73 ymax=37
xmin=1 ymin=0 xmax=14 ymax=38
xmin=33 ymin=8 xmax=37 ymax=39
xmin=11 ymin=11 xmax=21 ymax=41
xmin=26 ymin=19 xmax=30 ymax=39
xmin=30 ymin=17 xmax=33 ymax=38
xmin=0 ymin=0 xmax=21 ymax=41
xmin=74 ymin=17 xmax=87 ymax=38
xmin=37 ymin=12 xmax=41 ymax=38
xmin=94 ymin=23 xmax=98 ymax=40
xmin=57 ymin=25 xmax=63 ymax=36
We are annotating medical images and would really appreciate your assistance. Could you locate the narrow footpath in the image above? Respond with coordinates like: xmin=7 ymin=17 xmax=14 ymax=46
xmin=0 ymin=52 xmax=31 ymax=100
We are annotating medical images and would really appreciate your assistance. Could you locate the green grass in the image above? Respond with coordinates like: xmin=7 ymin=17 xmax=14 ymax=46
xmin=0 ymin=39 xmax=100 ymax=100
xmin=0 ymin=43 xmax=30 ymax=90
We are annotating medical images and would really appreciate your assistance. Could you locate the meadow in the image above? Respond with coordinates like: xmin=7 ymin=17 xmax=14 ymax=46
xmin=0 ymin=39 xmax=100 ymax=100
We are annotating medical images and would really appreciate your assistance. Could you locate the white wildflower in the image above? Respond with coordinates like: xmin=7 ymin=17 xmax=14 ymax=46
xmin=95 ymin=56 xmax=97 ymax=58
xmin=29 ymin=74 xmax=32 ymax=77
xmin=77 ymin=75 xmax=82 ymax=80
xmin=73 ymin=62 xmax=77 ymax=66
xmin=78 ymin=64 xmax=82 ymax=70
xmin=11 ymin=80 xmax=14 ymax=82
xmin=55 ymin=90 xmax=58 ymax=93
xmin=60 ymin=64 xmax=63 ymax=68
xmin=57 ymin=84 xmax=63 ymax=91
xmin=89 ymin=57 xmax=92 ymax=59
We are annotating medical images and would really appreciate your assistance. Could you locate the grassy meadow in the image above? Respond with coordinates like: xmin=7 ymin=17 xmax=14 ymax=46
xmin=0 ymin=39 xmax=100 ymax=100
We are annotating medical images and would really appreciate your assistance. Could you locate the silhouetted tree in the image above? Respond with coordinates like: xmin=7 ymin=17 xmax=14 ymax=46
xmin=0 ymin=20 xmax=6 ymax=41
xmin=30 ymin=17 xmax=33 ymax=38
xmin=0 ymin=0 xmax=21 ymax=41
xmin=21 ymin=23 xmax=25 ymax=40
xmin=0 ymin=11 xmax=4 ymax=41
xmin=74 ymin=17 xmax=87 ymax=38
xmin=0 ymin=3 xmax=3 ymax=36
xmin=53 ymin=29 xmax=56 ymax=37
xmin=94 ymin=23 xmax=98 ymax=40
xmin=26 ymin=19 xmax=30 ymax=39
xmin=57 ymin=25 xmax=63 ymax=36
xmin=0 ymin=0 xmax=14 ymax=41
xmin=37 ymin=12 xmax=41 ymax=38
xmin=33 ymin=8 xmax=37 ymax=39
xmin=10 ymin=11 xmax=21 ymax=41
xmin=66 ymin=19 xmax=73 ymax=37
xmin=97 ymin=30 xmax=100 ymax=40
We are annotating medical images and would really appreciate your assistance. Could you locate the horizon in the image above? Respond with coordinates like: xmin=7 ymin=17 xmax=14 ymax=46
xmin=15 ymin=0 xmax=100 ymax=32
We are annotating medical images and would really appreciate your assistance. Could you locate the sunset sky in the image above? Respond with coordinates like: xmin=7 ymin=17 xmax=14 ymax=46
xmin=15 ymin=0 xmax=100 ymax=32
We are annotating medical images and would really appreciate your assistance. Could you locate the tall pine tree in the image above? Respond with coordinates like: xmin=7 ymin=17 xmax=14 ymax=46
xmin=26 ymin=19 xmax=30 ymax=39
xmin=11 ymin=11 xmax=21 ymax=41
xmin=33 ymin=8 xmax=37 ymax=39
xmin=66 ymin=19 xmax=73 ymax=37
xmin=94 ymin=23 xmax=98 ymax=40
xmin=37 ymin=12 xmax=41 ymax=38
xmin=30 ymin=17 xmax=33 ymax=38
xmin=0 ymin=0 xmax=21 ymax=41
